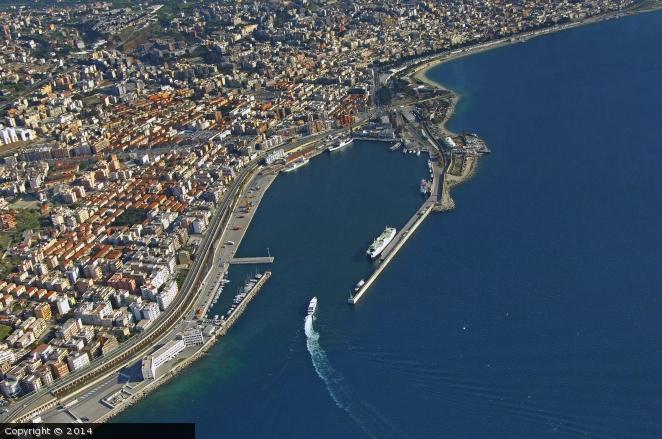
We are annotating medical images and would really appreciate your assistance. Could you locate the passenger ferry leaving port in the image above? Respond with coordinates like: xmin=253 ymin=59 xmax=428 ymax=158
xmin=307 ymin=297 xmax=318 ymax=316
xmin=328 ymin=137 xmax=353 ymax=152
xmin=281 ymin=156 xmax=309 ymax=173
xmin=367 ymin=227 xmax=397 ymax=259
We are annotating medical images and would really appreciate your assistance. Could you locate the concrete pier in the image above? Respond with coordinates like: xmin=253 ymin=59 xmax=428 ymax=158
xmin=217 ymin=271 xmax=271 ymax=335
xmin=229 ymin=256 xmax=275 ymax=265
xmin=349 ymin=200 xmax=434 ymax=305
xmin=351 ymin=136 xmax=400 ymax=142
xmin=348 ymin=131 xmax=450 ymax=305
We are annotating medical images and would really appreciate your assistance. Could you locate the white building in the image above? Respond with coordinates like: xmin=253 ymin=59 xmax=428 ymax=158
xmin=0 ymin=378 xmax=21 ymax=398
xmin=141 ymin=302 xmax=161 ymax=320
xmin=140 ymin=338 xmax=185 ymax=380
xmin=157 ymin=280 xmax=178 ymax=311
xmin=264 ymin=148 xmax=285 ymax=165
xmin=55 ymin=296 xmax=71 ymax=315
xmin=0 ymin=127 xmax=35 ymax=145
xmin=67 ymin=352 xmax=90 ymax=371
xmin=179 ymin=328 xmax=203 ymax=347
xmin=0 ymin=349 xmax=16 ymax=365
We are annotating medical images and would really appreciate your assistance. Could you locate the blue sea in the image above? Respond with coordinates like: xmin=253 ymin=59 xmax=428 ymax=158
xmin=116 ymin=10 xmax=662 ymax=439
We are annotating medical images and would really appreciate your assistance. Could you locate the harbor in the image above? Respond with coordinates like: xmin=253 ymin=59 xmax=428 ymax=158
xmin=94 ymin=272 xmax=272 ymax=423
xmin=349 ymin=199 xmax=434 ymax=304
xmin=347 ymin=96 xmax=489 ymax=304
xmin=114 ymin=9 xmax=662 ymax=438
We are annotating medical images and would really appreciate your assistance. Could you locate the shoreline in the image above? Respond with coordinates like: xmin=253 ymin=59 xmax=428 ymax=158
xmin=407 ymin=3 xmax=662 ymax=93
xmin=99 ymin=2 xmax=662 ymax=427
xmin=57 ymin=133 xmax=350 ymax=424
xmin=23 ymin=5 xmax=661 ymax=425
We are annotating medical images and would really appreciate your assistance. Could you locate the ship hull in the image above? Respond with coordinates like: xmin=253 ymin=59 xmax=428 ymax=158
xmin=328 ymin=138 xmax=353 ymax=152
xmin=281 ymin=158 xmax=309 ymax=173
xmin=307 ymin=297 xmax=318 ymax=315
xmin=367 ymin=227 xmax=397 ymax=259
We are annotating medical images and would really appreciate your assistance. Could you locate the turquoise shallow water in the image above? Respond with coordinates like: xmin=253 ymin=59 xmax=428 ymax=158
xmin=117 ymin=10 xmax=662 ymax=439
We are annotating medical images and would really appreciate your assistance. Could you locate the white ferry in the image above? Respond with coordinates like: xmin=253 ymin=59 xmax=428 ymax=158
xmin=281 ymin=157 xmax=309 ymax=173
xmin=367 ymin=227 xmax=397 ymax=259
xmin=307 ymin=297 xmax=318 ymax=316
xmin=328 ymin=137 xmax=353 ymax=152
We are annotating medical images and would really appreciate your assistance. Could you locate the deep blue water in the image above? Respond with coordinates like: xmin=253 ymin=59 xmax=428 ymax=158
xmin=116 ymin=11 xmax=662 ymax=439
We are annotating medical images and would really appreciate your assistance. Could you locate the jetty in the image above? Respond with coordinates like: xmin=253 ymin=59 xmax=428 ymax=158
xmin=349 ymin=112 xmax=466 ymax=305
xmin=217 ymin=271 xmax=271 ymax=334
xmin=229 ymin=256 xmax=275 ymax=265
xmin=349 ymin=200 xmax=434 ymax=305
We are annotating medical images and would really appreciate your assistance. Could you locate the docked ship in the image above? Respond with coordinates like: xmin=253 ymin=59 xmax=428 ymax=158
xmin=281 ymin=156 xmax=309 ymax=173
xmin=420 ymin=179 xmax=431 ymax=195
xmin=328 ymin=137 xmax=353 ymax=152
xmin=307 ymin=296 xmax=318 ymax=316
xmin=366 ymin=227 xmax=397 ymax=259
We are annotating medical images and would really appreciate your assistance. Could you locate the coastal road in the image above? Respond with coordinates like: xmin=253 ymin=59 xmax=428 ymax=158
xmin=2 ymin=117 xmax=371 ymax=424
xmin=2 ymin=160 xmax=261 ymax=423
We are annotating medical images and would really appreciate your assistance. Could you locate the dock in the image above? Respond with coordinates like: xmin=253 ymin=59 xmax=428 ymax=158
xmin=349 ymin=200 xmax=434 ymax=305
xmin=229 ymin=256 xmax=275 ymax=265
xmin=217 ymin=271 xmax=271 ymax=335
xmin=349 ymin=136 xmax=449 ymax=305
xmin=351 ymin=136 xmax=400 ymax=142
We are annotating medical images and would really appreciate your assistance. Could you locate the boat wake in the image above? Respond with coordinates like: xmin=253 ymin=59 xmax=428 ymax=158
xmin=304 ymin=315 xmax=407 ymax=439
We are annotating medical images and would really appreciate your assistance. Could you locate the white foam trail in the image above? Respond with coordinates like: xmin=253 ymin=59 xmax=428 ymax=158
xmin=304 ymin=315 xmax=408 ymax=439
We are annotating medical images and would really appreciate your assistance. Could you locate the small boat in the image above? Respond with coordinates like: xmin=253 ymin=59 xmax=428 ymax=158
xmin=420 ymin=179 xmax=431 ymax=195
xmin=307 ymin=297 xmax=318 ymax=316
xmin=354 ymin=279 xmax=365 ymax=292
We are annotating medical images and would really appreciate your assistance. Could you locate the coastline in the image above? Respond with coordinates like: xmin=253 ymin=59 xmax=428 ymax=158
xmin=406 ymin=2 xmax=662 ymax=92
xmin=94 ymin=8 xmax=662 ymax=435
xmin=58 ymin=134 xmax=348 ymax=423
xmin=25 ymin=5 xmax=661 ymax=425
xmin=107 ymin=10 xmax=658 ymax=415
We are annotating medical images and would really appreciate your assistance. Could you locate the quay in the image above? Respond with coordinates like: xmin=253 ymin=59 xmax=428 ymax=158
xmin=217 ymin=271 xmax=271 ymax=335
xmin=351 ymin=136 xmax=400 ymax=142
xmin=93 ymin=272 xmax=272 ymax=423
xmin=349 ymin=110 xmax=456 ymax=305
xmin=230 ymin=256 xmax=275 ymax=265
xmin=349 ymin=200 xmax=434 ymax=305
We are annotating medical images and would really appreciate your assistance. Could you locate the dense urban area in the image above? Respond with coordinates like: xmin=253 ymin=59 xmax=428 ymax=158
xmin=0 ymin=0 xmax=646 ymax=422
